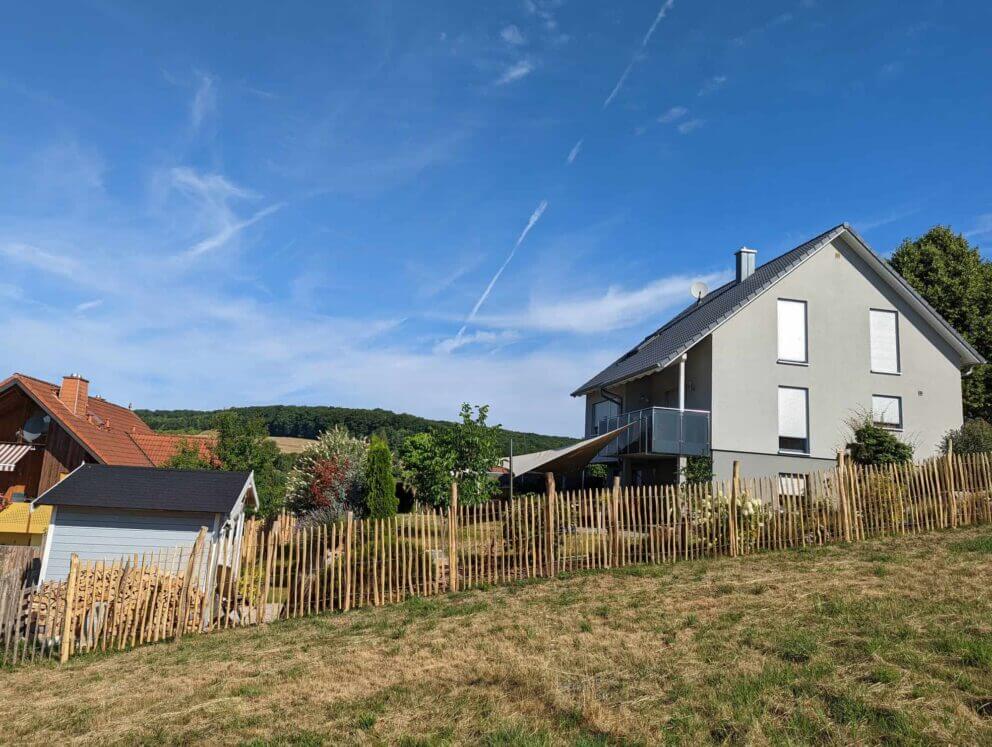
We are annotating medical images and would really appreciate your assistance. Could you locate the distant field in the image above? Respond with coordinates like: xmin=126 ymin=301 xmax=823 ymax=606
xmin=194 ymin=430 xmax=315 ymax=455
xmin=3 ymin=526 xmax=990 ymax=745
xmin=269 ymin=435 xmax=317 ymax=454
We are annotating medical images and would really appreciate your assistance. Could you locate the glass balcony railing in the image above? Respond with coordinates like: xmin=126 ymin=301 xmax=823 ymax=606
xmin=596 ymin=407 xmax=710 ymax=458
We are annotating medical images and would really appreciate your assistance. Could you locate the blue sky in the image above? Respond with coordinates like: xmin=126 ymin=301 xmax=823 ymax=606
xmin=2 ymin=1 xmax=990 ymax=437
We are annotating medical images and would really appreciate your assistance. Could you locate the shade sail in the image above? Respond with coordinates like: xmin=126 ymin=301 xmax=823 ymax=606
xmin=500 ymin=424 xmax=631 ymax=476
xmin=0 ymin=443 xmax=32 ymax=472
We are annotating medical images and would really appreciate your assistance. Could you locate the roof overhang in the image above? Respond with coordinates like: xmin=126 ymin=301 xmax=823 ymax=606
xmin=500 ymin=424 xmax=631 ymax=475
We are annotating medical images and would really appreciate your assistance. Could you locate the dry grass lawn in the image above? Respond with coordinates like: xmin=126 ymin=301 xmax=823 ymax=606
xmin=3 ymin=526 xmax=992 ymax=746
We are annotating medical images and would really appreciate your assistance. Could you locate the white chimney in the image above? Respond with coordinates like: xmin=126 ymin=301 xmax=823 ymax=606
xmin=735 ymin=246 xmax=757 ymax=283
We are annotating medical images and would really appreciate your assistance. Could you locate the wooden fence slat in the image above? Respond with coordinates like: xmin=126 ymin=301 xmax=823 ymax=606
xmin=8 ymin=452 xmax=992 ymax=670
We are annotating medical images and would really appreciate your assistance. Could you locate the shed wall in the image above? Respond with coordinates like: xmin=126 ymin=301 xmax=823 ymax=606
xmin=42 ymin=506 xmax=218 ymax=581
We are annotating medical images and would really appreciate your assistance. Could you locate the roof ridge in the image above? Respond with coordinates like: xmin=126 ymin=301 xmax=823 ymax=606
xmin=12 ymin=372 xmax=57 ymax=388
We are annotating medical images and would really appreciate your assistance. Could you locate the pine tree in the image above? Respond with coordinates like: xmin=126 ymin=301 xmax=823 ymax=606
xmin=364 ymin=436 xmax=398 ymax=518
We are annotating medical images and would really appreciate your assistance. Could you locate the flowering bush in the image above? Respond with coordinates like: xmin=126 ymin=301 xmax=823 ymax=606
xmin=286 ymin=426 xmax=368 ymax=517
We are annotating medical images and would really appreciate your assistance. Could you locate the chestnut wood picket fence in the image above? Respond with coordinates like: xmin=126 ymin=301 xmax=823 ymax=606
xmin=2 ymin=450 xmax=991 ymax=667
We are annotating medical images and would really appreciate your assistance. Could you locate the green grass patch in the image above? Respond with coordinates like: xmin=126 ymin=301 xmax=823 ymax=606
xmin=949 ymin=534 xmax=992 ymax=553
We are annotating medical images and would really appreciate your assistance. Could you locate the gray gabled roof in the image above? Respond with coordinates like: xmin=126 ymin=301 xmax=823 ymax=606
xmin=34 ymin=464 xmax=255 ymax=515
xmin=572 ymin=223 xmax=984 ymax=396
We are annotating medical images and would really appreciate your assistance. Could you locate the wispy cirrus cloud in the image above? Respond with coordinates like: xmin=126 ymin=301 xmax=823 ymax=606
xmin=854 ymin=206 xmax=920 ymax=232
xmin=0 ymin=242 xmax=80 ymax=278
xmin=433 ymin=329 xmax=519 ymax=355
xmin=677 ymin=118 xmax=705 ymax=134
xmin=658 ymin=105 xmax=688 ymax=123
xmin=74 ymin=299 xmax=103 ymax=313
xmin=168 ymin=167 xmax=284 ymax=259
xmin=524 ymin=0 xmax=560 ymax=33
xmin=407 ymin=255 xmax=483 ymax=300
xmin=697 ymin=75 xmax=727 ymax=96
xmin=183 ymin=203 xmax=284 ymax=259
xmin=475 ymin=270 xmax=731 ymax=334
xmin=190 ymin=70 xmax=216 ymax=130
xmin=965 ymin=214 xmax=992 ymax=240
xmin=496 ymin=59 xmax=535 ymax=85
xmin=500 ymin=25 xmax=525 ymax=45
xmin=877 ymin=61 xmax=905 ymax=81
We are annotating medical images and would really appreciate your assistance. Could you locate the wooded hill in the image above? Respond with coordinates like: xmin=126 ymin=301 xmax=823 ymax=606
xmin=136 ymin=405 xmax=578 ymax=456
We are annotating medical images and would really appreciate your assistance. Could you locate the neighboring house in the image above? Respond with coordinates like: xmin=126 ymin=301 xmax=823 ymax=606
xmin=0 ymin=373 xmax=214 ymax=501
xmin=33 ymin=465 xmax=256 ymax=582
xmin=572 ymin=223 xmax=984 ymax=485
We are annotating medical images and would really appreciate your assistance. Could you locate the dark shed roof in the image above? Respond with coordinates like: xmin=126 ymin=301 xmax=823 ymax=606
xmin=572 ymin=223 xmax=984 ymax=396
xmin=34 ymin=464 xmax=254 ymax=514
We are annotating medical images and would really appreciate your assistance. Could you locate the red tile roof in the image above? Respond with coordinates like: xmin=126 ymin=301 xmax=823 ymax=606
xmin=0 ymin=373 xmax=211 ymax=468
xmin=128 ymin=432 xmax=217 ymax=467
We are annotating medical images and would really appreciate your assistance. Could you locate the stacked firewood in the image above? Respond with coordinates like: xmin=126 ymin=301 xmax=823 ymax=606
xmin=32 ymin=564 xmax=205 ymax=636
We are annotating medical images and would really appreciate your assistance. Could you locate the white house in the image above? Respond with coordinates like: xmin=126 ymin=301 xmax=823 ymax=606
xmin=572 ymin=223 xmax=984 ymax=484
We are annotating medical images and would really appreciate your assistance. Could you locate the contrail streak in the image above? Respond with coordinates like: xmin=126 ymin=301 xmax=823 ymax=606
xmin=454 ymin=200 xmax=549 ymax=340
xmin=642 ymin=0 xmax=675 ymax=47
xmin=603 ymin=59 xmax=635 ymax=108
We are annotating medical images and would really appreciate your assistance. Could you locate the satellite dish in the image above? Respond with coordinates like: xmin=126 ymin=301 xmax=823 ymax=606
xmin=21 ymin=413 xmax=51 ymax=443
xmin=690 ymin=281 xmax=709 ymax=303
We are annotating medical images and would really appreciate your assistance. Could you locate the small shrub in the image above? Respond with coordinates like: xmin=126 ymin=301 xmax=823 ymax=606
xmin=940 ymin=418 xmax=992 ymax=455
xmin=847 ymin=415 xmax=913 ymax=465
xmin=681 ymin=456 xmax=713 ymax=484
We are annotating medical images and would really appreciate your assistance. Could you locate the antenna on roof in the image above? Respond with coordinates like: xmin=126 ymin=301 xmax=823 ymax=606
xmin=690 ymin=281 xmax=709 ymax=304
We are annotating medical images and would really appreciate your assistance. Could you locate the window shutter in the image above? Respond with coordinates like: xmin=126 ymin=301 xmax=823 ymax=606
xmin=777 ymin=300 xmax=807 ymax=362
xmin=778 ymin=387 xmax=808 ymax=439
xmin=872 ymin=395 xmax=901 ymax=426
xmin=870 ymin=310 xmax=899 ymax=373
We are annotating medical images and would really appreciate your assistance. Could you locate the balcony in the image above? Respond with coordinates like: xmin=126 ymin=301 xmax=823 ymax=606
xmin=596 ymin=407 xmax=710 ymax=458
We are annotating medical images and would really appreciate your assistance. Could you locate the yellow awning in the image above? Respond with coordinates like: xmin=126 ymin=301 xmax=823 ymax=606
xmin=0 ymin=503 xmax=52 ymax=534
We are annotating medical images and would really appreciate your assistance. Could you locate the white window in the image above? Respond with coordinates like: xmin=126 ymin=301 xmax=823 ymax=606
xmin=870 ymin=309 xmax=900 ymax=374
xmin=778 ymin=386 xmax=809 ymax=454
xmin=777 ymin=299 xmax=808 ymax=363
xmin=779 ymin=473 xmax=809 ymax=498
xmin=591 ymin=399 xmax=619 ymax=435
xmin=872 ymin=395 xmax=903 ymax=429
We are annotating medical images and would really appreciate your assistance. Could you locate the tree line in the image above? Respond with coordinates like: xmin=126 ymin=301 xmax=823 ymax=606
xmin=165 ymin=404 xmax=507 ymax=518
xmin=137 ymin=404 xmax=576 ymax=456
